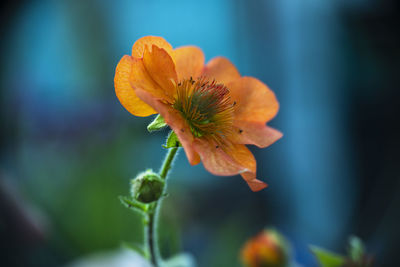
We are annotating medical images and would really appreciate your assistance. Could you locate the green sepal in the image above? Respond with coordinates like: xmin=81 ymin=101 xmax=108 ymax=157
xmin=121 ymin=241 xmax=149 ymax=259
xmin=163 ymin=131 xmax=181 ymax=148
xmin=163 ymin=253 xmax=197 ymax=267
xmin=147 ymin=114 xmax=167 ymax=132
xmin=310 ymin=245 xmax=345 ymax=267
xmin=119 ymin=195 xmax=149 ymax=215
xmin=348 ymin=236 xmax=365 ymax=263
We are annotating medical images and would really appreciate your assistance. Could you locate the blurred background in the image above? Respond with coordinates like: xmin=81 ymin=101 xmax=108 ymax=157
xmin=1 ymin=0 xmax=399 ymax=266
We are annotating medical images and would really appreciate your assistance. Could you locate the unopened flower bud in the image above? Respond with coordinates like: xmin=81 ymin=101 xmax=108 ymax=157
xmin=130 ymin=170 xmax=164 ymax=203
xmin=241 ymin=228 xmax=291 ymax=267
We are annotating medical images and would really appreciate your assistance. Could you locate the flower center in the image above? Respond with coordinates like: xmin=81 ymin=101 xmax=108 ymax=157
xmin=173 ymin=77 xmax=235 ymax=145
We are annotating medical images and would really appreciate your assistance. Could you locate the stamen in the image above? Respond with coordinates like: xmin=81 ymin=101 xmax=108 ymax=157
xmin=173 ymin=77 xmax=235 ymax=146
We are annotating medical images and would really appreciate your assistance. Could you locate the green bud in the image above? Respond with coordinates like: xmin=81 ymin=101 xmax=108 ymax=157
xmin=131 ymin=170 xmax=164 ymax=203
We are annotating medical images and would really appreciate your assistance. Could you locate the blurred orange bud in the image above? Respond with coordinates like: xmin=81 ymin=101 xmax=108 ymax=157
xmin=241 ymin=228 xmax=291 ymax=267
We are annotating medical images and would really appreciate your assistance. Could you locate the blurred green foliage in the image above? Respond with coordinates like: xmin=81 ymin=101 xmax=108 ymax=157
xmin=18 ymin=128 xmax=147 ymax=258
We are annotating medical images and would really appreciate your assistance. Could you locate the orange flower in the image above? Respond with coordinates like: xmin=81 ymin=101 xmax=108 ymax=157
xmin=241 ymin=229 xmax=290 ymax=267
xmin=114 ymin=36 xmax=282 ymax=191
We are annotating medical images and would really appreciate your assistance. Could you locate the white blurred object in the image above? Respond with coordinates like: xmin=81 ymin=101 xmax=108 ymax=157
xmin=163 ymin=253 xmax=197 ymax=267
xmin=65 ymin=249 xmax=152 ymax=267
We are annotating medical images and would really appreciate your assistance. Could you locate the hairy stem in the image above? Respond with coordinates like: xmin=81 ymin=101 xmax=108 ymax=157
xmin=147 ymin=146 xmax=179 ymax=266
xmin=159 ymin=147 xmax=179 ymax=179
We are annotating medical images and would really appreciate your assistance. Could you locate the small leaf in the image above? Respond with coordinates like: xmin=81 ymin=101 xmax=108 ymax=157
xmin=121 ymin=241 xmax=149 ymax=259
xmin=348 ymin=236 xmax=364 ymax=263
xmin=163 ymin=131 xmax=181 ymax=148
xmin=119 ymin=195 xmax=149 ymax=214
xmin=310 ymin=245 xmax=345 ymax=267
xmin=147 ymin=114 xmax=167 ymax=132
xmin=163 ymin=253 xmax=197 ymax=267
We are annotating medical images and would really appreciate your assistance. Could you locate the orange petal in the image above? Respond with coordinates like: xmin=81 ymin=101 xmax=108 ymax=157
xmin=228 ymin=77 xmax=279 ymax=123
xmin=232 ymin=121 xmax=283 ymax=148
xmin=241 ymin=172 xmax=268 ymax=192
xmin=193 ymin=139 xmax=244 ymax=176
xmin=193 ymin=140 xmax=267 ymax=191
xmin=227 ymin=144 xmax=267 ymax=191
xmin=229 ymin=144 xmax=256 ymax=173
xmin=202 ymin=57 xmax=241 ymax=84
xmin=131 ymin=36 xmax=173 ymax=58
xmin=135 ymin=89 xmax=200 ymax=165
xmin=114 ymin=55 xmax=156 ymax=117
xmin=143 ymin=45 xmax=178 ymax=99
xmin=172 ymin=46 xmax=205 ymax=81
xmin=130 ymin=57 xmax=173 ymax=102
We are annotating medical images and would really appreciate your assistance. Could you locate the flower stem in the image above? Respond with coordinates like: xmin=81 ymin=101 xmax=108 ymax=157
xmin=147 ymin=146 xmax=179 ymax=266
xmin=159 ymin=147 xmax=179 ymax=179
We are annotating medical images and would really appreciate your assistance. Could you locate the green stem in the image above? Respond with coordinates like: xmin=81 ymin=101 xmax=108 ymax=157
xmin=146 ymin=207 xmax=157 ymax=265
xmin=147 ymin=146 xmax=179 ymax=266
xmin=159 ymin=147 xmax=179 ymax=179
